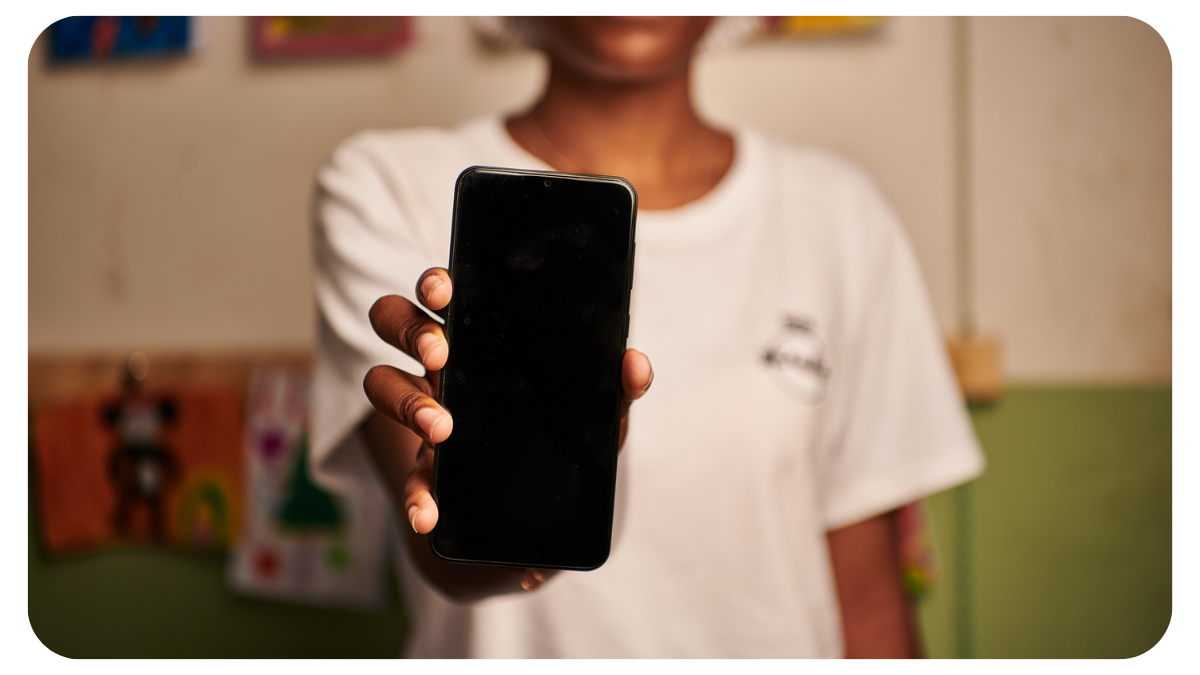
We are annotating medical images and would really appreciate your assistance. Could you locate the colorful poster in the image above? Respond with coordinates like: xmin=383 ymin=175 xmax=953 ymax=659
xmin=227 ymin=367 xmax=390 ymax=609
xmin=250 ymin=16 xmax=414 ymax=59
xmin=49 ymin=16 xmax=192 ymax=62
xmin=33 ymin=383 xmax=243 ymax=555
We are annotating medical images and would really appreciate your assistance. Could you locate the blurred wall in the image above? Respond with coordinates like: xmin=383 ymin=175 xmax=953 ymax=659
xmin=29 ymin=16 xmax=544 ymax=354
xmin=973 ymin=17 xmax=1170 ymax=383
xmin=28 ymin=16 xmax=1171 ymax=385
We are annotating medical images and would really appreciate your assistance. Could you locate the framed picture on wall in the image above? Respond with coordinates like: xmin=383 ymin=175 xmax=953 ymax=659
xmin=250 ymin=16 xmax=415 ymax=59
xmin=49 ymin=16 xmax=192 ymax=62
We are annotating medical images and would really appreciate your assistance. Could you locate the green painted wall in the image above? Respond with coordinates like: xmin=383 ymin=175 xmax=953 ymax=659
xmin=29 ymin=387 xmax=1170 ymax=658
xmin=917 ymin=387 xmax=1172 ymax=658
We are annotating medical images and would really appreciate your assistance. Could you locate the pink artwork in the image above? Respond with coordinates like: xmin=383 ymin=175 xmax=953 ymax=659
xmin=250 ymin=16 xmax=415 ymax=59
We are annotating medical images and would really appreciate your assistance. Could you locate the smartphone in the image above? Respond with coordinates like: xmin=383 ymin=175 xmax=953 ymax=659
xmin=430 ymin=166 xmax=638 ymax=571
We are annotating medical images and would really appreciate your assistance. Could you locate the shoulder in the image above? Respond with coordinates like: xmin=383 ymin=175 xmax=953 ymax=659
xmin=315 ymin=118 xmax=502 ymax=233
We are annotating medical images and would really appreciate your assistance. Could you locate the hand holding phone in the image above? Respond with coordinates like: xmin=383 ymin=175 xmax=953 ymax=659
xmin=362 ymin=168 xmax=653 ymax=573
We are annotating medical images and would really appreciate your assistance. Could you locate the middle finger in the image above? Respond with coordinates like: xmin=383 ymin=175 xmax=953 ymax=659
xmin=363 ymin=364 xmax=454 ymax=444
xmin=369 ymin=294 xmax=448 ymax=371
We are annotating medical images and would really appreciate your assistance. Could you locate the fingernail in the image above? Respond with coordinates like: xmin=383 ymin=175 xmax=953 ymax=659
xmin=421 ymin=275 xmax=443 ymax=300
xmin=643 ymin=367 xmax=655 ymax=394
xmin=414 ymin=406 xmax=451 ymax=442
xmin=408 ymin=505 xmax=420 ymax=533
xmin=416 ymin=332 xmax=442 ymax=365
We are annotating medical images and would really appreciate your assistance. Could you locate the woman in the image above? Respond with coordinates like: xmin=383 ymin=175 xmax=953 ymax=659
xmin=312 ymin=17 xmax=984 ymax=658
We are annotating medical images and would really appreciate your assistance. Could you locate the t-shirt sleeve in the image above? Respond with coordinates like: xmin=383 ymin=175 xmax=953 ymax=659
xmin=814 ymin=178 xmax=986 ymax=530
xmin=309 ymin=132 xmax=445 ymax=494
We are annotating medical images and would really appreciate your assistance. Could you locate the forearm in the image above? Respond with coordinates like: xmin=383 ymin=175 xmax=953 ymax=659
xmin=827 ymin=509 xmax=921 ymax=658
xmin=358 ymin=410 xmax=554 ymax=602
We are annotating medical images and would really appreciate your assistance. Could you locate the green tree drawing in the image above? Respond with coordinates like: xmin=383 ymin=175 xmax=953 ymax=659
xmin=274 ymin=432 xmax=343 ymax=533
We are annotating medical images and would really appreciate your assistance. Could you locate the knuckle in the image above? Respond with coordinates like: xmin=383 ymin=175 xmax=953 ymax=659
xmin=398 ymin=314 xmax=428 ymax=353
xmin=394 ymin=387 xmax=428 ymax=422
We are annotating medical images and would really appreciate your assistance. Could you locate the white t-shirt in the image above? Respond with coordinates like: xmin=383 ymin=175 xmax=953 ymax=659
xmin=311 ymin=115 xmax=985 ymax=658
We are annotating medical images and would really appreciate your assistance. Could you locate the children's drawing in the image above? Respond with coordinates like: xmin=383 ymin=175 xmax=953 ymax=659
xmin=33 ymin=362 xmax=242 ymax=555
xmin=227 ymin=367 xmax=390 ymax=609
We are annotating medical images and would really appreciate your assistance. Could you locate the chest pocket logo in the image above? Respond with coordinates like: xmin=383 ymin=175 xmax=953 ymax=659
xmin=761 ymin=314 xmax=831 ymax=405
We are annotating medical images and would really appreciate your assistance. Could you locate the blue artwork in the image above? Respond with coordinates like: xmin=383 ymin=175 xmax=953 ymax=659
xmin=49 ymin=16 xmax=191 ymax=62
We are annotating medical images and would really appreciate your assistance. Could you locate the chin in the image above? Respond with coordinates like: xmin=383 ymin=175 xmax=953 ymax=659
xmin=543 ymin=16 xmax=714 ymax=83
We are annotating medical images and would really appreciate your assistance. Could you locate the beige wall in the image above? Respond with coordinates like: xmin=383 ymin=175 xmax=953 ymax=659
xmin=28 ymin=16 xmax=544 ymax=354
xmin=28 ymin=17 xmax=1171 ymax=383
xmin=973 ymin=17 xmax=1171 ymax=383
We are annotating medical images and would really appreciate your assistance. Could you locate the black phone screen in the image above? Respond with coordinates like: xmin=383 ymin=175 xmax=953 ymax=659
xmin=430 ymin=167 xmax=637 ymax=570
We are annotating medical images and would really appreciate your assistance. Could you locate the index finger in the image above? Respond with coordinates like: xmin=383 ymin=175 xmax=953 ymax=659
xmin=416 ymin=268 xmax=452 ymax=319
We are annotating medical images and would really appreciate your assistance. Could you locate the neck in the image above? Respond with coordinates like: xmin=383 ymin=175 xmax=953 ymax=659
xmin=507 ymin=59 xmax=734 ymax=210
